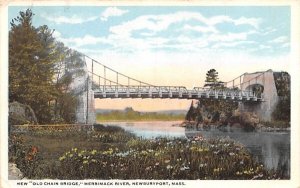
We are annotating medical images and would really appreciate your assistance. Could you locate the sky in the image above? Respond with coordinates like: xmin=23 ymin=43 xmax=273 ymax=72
xmin=8 ymin=6 xmax=291 ymax=111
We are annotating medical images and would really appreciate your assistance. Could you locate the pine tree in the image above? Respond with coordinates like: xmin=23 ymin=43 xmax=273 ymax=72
xmin=10 ymin=9 xmax=89 ymax=124
xmin=205 ymin=69 xmax=219 ymax=83
xmin=9 ymin=9 xmax=58 ymax=123
xmin=185 ymin=101 xmax=197 ymax=121
xmin=204 ymin=69 xmax=225 ymax=88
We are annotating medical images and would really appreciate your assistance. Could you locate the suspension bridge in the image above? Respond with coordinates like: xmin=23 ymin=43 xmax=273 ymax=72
xmin=83 ymin=55 xmax=268 ymax=102
xmin=72 ymin=53 xmax=279 ymax=123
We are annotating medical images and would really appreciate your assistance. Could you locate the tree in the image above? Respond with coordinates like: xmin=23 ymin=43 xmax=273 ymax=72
xmin=205 ymin=69 xmax=218 ymax=83
xmin=9 ymin=9 xmax=59 ymax=123
xmin=52 ymin=43 xmax=86 ymax=123
xmin=56 ymin=93 xmax=78 ymax=123
xmin=272 ymin=72 xmax=290 ymax=122
xmin=204 ymin=69 xmax=224 ymax=88
xmin=185 ymin=101 xmax=197 ymax=121
xmin=9 ymin=9 xmax=89 ymax=124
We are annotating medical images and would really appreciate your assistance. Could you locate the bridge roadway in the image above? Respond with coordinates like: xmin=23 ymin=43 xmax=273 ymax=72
xmin=93 ymin=85 xmax=263 ymax=102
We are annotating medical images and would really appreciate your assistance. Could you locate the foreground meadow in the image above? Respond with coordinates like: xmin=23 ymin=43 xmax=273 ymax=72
xmin=9 ymin=125 xmax=285 ymax=180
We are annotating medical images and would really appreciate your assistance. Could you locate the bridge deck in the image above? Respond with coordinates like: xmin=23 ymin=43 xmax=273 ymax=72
xmin=93 ymin=86 xmax=263 ymax=102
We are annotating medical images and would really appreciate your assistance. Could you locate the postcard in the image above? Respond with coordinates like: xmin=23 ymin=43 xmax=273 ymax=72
xmin=1 ymin=1 xmax=300 ymax=188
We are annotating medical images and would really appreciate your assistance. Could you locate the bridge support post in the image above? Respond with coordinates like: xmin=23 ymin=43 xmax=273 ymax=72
xmin=126 ymin=90 xmax=130 ymax=98
xmin=73 ymin=56 xmax=96 ymax=125
xmin=73 ymin=75 xmax=96 ymax=124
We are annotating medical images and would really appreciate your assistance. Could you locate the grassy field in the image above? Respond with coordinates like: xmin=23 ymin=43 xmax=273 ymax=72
xmin=96 ymin=111 xmax=185 ymax=121
xmin=9 ymin=125 xmax=286 ymax=180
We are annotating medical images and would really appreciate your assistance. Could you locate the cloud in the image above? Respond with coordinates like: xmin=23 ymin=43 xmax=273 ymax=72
xmin=258 ymin=44 xmax=272 ymax=50
xmin=109 ymin=15 xmax=169 ymax=37
xmin=59 ymin=28 xmax=258 ymax=54
xmin=109 ymin=12 xmax=190 ymax=36
xmin=260 ymin=27 xmax=277 ymax=35
xmin=195 ymin=15 xmax=261 ymax=28
xmin=281 ymin=42 xmax=290 ymax=48
xmin=53 ymin=11 xmax=264 ymax=55
xmin=212 ymin=41 xmax=256 ymax=49
xmin=58 ymin=35 xmax=109 ymax=48
xmin=234 ymin=17 xmax=261 ymax=29
xmin=183 ymin=24 xmax=218 ymax=33
xmin=109 ymin=11 xmax=261 ymax=37
xmin=208 ymin=30 xmax=257 ymax=44
xmin=100 ymin=7 xmax=128 ymax=21
xmin=208 ymin=32 xmax=247 ymax=42
xmin=41 ymin=13 xmax=97 ymax=24
xmin=269 ymin=36 xmax=288 ymax=43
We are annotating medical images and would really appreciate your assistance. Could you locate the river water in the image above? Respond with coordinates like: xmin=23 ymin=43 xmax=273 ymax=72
xmin=103 ymin=121 xmax=290 ymax=177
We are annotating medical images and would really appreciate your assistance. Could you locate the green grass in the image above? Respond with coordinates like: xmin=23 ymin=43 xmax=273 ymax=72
xmin=97 ymin=111 xmax=185 ymax=121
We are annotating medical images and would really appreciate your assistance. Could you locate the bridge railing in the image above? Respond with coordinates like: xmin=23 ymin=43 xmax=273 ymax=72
xmin=191 ymin=87 xmax=262 ymax=100
xmin=93 ymin=85 xmax=263 ymax=101
xmin=93 ymin=85 xmax=189 ymax=93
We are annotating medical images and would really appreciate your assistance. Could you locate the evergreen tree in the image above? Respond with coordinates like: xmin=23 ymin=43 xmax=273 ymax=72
xmin=205 ymin=69 xmax=219 ymax=83
xmin=9 ymin=9 xmax=58 ymax=123
xmin=185 ymin=101 xmax=197 ymax=121
xmin=10 ymin=9 xmax=89 ymax=124
xmin=204 ymin=69 xmax=225 ymax=88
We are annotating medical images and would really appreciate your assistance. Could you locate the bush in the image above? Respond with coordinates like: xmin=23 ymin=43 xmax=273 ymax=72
xmin=93 ymin=124 xmax=125 ymax=133
xmin=9 ymin=134 xmax=42 ymax=179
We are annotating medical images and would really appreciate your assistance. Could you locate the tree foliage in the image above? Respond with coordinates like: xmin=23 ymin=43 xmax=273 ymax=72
xmin=185 ymin=69 xmax=239 ymax=124
xmin=205 ymin=69 xmax=218 ymax=83
xmin=204 ymin=69 xmax=224 ymax=88
xmin=9 ymin=9 xmax=84 ymax=124
xmin=9 ymin=9 xmax=58 ymax=123
xmin=272 ymin=98 xmax=290 ymax=122
xmin=272 ymin=72 xmax=290 ymax=122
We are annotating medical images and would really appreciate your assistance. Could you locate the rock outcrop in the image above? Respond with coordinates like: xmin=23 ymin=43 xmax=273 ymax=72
xmin=9 ymin=101 xmax=38 ymax=126
xmin=226 ymin=111 xmax=260 ymax=131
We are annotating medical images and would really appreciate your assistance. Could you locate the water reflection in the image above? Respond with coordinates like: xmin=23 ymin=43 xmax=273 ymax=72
xmin=104 ymin=121 xmax=186 ymax=139
xmin=185 ymin=128 xmax=290 ymax=177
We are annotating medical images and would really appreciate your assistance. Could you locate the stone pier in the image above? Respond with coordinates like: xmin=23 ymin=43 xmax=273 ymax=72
xmin=239 ymin=69 xmax=279 ymax=121
xmin=70 ymin=71 xmax=95 ymax=124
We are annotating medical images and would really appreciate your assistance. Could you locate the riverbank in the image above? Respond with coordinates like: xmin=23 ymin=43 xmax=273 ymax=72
xmin=98 ymin=119 xmax=184 ymax=123
xmin=8 ymin=124 xmax=287 ymax=180
xmin=178 ymin=121 xmax=290 ymax=132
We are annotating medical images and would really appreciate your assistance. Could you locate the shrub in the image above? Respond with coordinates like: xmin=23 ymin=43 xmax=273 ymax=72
xmin=10 ymin=141 xmax=42 ymax=178
xmin=93 ymin=124 xmax=125 ymax=133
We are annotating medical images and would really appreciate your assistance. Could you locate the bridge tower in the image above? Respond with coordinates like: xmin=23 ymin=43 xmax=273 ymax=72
xmin=69 ymin=56 xmax=96 ymax=125
xmin=74 ymin=75 xmax=95 ymax=124
xmin=239 ymin=69 xmax=279 ymax=121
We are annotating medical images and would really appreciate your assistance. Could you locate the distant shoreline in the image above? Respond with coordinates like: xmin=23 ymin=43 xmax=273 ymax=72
xmin=96 ymin=120 xmax=184 ymax=123
xmin=96 ymin=108 xmax=186 ymax=122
